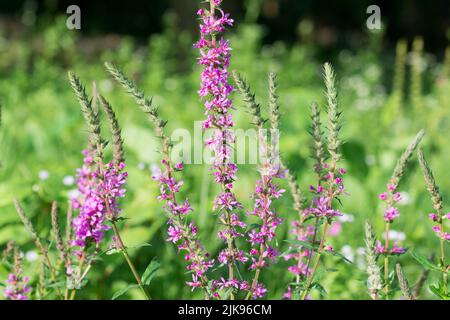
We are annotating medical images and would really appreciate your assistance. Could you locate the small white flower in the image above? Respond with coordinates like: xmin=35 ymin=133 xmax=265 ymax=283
xmin=356 ymin=247 xmax=367 ymax=270
xmin=383 ymin=229 xmax=406 ymax=242
xmin=150 ymin=163 xmax=162 ymax=179
xmin=338 ymin=213 xmax=355 ymax=223
xmin=67 ymin=189 xmax=80 ymax=200
xmin=32 ymin=184 xmax=40 ymax=192
xmin=365 ymin=155 xmax=376 ymax=166
xmin=39 ymin=170 xmax=49 ymax=180
xmin=397 ymin=191 xmax=411 ymax=206
xmin=340 ymin=245 xmax=354 ymax=262
xmin=63 ymin=175 xmax=75 ymax=186
xmin=356 ymin=247 xmax=366 ymax=256
xmin=25 ymin=251 xmax=38 ymax=262
xmin=137 ymin=162 xmax=146 ymax=170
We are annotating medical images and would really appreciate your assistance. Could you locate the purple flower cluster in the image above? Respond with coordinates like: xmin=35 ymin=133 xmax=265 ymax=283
xmin=304 ymin=164 xmax=346 ymax=219
xmin=284 ymin=224 xmax=315 ymax=277
xmin=375 ymin=240 xmax=407 ymax=255
xmin=378 ymin=184 xmax=402 ymax=222
xmin=196 ymin=0 xmax=247 ymax=285
xmin=72 ymin=150 xmax=127 ymax=251
xmin=377 ymin=184 xmax=407 ymax=255
xmin=429 ymin=212 xmax=450 ymax=241
xmin=245 ymin=163 xmax=285 ymax=298
xmin=152 ymin=159 xmax=214 ymax=292
xmin=4 ymin=273 xmax=30 ymax=300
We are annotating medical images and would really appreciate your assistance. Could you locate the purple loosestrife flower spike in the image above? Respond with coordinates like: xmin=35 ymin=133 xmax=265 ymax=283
xmin=71 ymin=151 xmax=128 ymax=251
xmin=417 ymin=148 xmax=448 ymax=288
xmin=196 ymin=0 xmax=245 ymax=297
xmin=378 ymin=130 xmax=424 ymax=299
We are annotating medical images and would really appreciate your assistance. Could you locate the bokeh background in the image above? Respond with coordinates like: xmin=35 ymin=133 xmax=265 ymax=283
xmin=0 ymin=0 xmax=449 ymax=299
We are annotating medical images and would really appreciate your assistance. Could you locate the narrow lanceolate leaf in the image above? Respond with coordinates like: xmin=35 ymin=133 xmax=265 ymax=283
xmin=417 ymin=148 xmax=443 ymax=215
xmin=310 ymin=101 xmax=325 ymax=176
xmin=141 ymin=258 xmax=160 ymax=286
xmin=68 ymin=71 xmax=103 ymax=155
xmin=364 ymin=221 xmax=382 ymax=299
xmin=323 ymin=63 xmax=341 ymax=165
xmin=112 ymin=284 xmax=139 ymax=300
xmin=232 ymin=71 xmax=264 ymax=128
xmin=268 ymin=72 xmax=280 ymax=131
xmin=410 ymin=250 xmax=441 ymax=272
xmin=390 ymin=130 xmax=425 ymax=187
xmin=99 ymin=95 xmax=125 ymax=165
xmin=396 ymin=263 xmax=413 ymax=300
xmin=104 ymin=62 xmax=171 ymax=158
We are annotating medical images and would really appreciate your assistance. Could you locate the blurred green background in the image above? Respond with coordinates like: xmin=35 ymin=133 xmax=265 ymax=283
xmin=0 ymin=0 xmax=449 ymax=299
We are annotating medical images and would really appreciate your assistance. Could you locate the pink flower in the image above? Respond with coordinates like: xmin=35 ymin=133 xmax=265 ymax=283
xmin=378 ymin=192 xmax=387 ymax=200
xmin=328 ymin=221 xmax=342 ymax=237
xmin=387 ymin=184 xmax=397 ymax=191
xmin=283 ymin=287 xmax=292 ymax=300
xmin=384 ymin=207 xmax=399 ymax=222
xmin=71 ymin=150 xmax=127 ymax=250
xmin=4 ymin=273 xmax=30 ymax=300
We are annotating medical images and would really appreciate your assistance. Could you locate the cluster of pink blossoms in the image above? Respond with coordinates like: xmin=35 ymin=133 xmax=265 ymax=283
xmin=195 ymin=0 xmax=248 ymax=283
xmin=429 ymin=212 xmax=450 ymax=241
xmin=4 ymin=273 xmax=30 ymax=300
xmin=247 ymin=166 xmax=285 ymax=268
xmin=284 ymin=224 xmax=315 ymax=277
xmin=304 ymin=165 xmax=346 ymax=219
xmin=72 ymin=150 xmax=127 ymax=251
xmin=375 ymin=240 xmax=406 ymax=255
xmin=152 ymin=160 xmax=214 ymax=290
xmin=376 ymin=184 xmax=407 ymax=255
xmin=378 ymin=184 xmax=402 ymax=222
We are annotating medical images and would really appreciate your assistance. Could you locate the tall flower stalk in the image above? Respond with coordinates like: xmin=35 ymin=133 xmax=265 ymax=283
xmin=68 ymin=72 xmax=150 ymax=300
xmin=376 ymin=130 xmax=424 ymax=299
xmin=195 ymin=0 xmax=246 ymax=299
xmin=300 ymin=63 xmax=346 ymax=300
xmin=417 ymin=148 xmax=448 ymax=293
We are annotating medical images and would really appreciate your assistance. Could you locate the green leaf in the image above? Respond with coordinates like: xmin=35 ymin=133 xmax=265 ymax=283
xmin=284 ymin=239 xmax=318 ymax=251
xmin=128 ymin=243 xmax=152 ymax=250
xmin=429 ymin=282 xmax=450 ymax=300
xmin=410 ymin=250 xmax=441 ymax=272
xmin=327 ymin=250 xmax=353 ymax=264
xmin=112 ymin=284 xmax=139 ymax=300
xmin=141 ymin=258 xmax=160 ymax=285
xmin=311 ymin=282 xmax=327 ymax=297
xmin=46 ymin=281 xmax=66 ymax=289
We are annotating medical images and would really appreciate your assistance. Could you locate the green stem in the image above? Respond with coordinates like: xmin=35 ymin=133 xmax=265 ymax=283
xmin=111 ymin=221 xmax=151 ymax=300
xmin=384 ymin=222 xmax=390 ymax=299
xmin=301 ymin=221 xmax=329 ymax=300
xmin=439 ymin=217 xmax=447 ymax=292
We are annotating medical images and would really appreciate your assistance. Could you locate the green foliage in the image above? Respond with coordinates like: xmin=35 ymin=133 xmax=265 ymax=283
xmin=0 ymin=12 xmax=449 ymax=300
